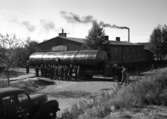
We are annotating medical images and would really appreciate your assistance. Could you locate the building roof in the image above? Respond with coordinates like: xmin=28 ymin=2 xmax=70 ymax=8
xmin=137 ymin=42 xmax=151 ymax=49
xmin=103 ymin=40 xmax=143 ymax=46
xmin=60 ymin=37 xmax=86 ymax=43
xmin=40 ymin=35 xmax=143 ymax=47
xmin=40 ymin=36 xmax=86 ymax=45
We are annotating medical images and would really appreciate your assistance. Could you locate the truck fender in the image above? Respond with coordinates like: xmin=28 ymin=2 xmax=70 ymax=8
xmin=33 ymin=100 xmax=60 ymax=119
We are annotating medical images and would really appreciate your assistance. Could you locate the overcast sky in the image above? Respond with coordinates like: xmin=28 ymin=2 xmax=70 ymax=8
xmin=0 ymin=0 xmax=166 ymax=42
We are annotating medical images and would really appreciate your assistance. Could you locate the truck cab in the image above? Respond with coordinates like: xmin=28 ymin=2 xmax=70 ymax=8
xmin=0 ymin=87 xmax=59 ymax=119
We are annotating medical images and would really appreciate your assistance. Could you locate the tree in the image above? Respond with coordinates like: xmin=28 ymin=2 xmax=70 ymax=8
xmin=0 ymin=33 xmax=24 ymax=85
xmin=150 ymin=25 xmax=167 ymax=60
xmin=86 ymin=21 xmax=106 ymax=49
xmin=14 ymin=38 xmax=39 ymax=67
xmin=161 ymin=25 xmax=167 ymax=55
xmin=14 ymin=47 xmax=28 ymax=67
xmin=25 ymin=39 xmax=39 ymax=56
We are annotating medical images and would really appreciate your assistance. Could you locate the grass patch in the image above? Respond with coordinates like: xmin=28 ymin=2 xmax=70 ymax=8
xmin=60 ymin=71 xmax=167 ymax=119
xmin=0 ymin=69 xmax=26 ymax=88
xmin=11 ymin=80 xmax=48 ymax=93
xmin=0 ymin=69 xmax=26 ymax=79
xmin=111 ymin=72 xmax=167 ymax=108
xmin=60 ymin=87 xmax=119 ymax=119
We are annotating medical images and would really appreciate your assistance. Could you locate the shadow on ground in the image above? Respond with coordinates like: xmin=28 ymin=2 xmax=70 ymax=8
xmin=44 ymin=90 xmax=91 ymax=98
xmin=11 ymin=79 xmax=54 ymax=93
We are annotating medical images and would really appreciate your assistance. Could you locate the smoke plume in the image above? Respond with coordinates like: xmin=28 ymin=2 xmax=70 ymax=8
xmin=99 ymin=21 xmax=112 ymax=27
xmin=60 ymin=11 xmax=129 ymax=30
xmin=60 ymin=11 xmax=95 ymax=24
xmin=40 ymin=19 xmax=55 ymax=31
xmin=11 ymin=18 xmax=36 ymax=32
xmin=110 ymin=24 xmax=129 ymax=29
xmin=100 ymin=21 xmax=129 ymax=30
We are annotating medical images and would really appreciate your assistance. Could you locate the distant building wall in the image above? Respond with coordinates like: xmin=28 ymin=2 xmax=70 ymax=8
xmin=38 ymin=37 xmax=87 ymax=52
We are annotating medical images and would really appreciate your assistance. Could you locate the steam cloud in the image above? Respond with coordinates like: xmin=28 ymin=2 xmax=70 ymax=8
xmin=60 ymin=11 xmax=95 ymax=24
xmin=22 ymin=21 xmax=35 ymax=32
xmin=40 ymin=19 xmax=55 ymax=31
xmin=11 ymin=18 xmax=36 ymax=32
xmin=11 ymin=18 xmax=56 ymax=32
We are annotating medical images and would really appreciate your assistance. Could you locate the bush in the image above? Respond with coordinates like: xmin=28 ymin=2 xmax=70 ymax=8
xmin=61 ymin=71 xmax=167 ymax=119
xmin=60 ymin=87 xmax=119 ymax=119
xmin=110 ymin=72 xmax=167 ymax=108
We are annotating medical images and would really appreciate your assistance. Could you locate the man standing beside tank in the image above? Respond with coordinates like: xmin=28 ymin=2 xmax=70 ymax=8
xmin=112 ymin=64 xmax=128 ymax=84
xmin=120 ymin=66 xmax=128 ymax=84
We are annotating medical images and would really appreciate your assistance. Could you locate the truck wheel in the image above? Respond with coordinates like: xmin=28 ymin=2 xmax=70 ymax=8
xmin=33 ymin=100 xmax=60 ymax=119
xmin=48 ymin=111 xmax=56 ymax=119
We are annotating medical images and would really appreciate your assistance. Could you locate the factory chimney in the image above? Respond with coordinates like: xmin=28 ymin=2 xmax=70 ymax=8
xmin=128 ymin=28 xmax=130 ymax=42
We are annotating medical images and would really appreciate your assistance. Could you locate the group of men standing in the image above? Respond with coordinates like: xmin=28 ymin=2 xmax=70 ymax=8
xmin=26 ymin=61 xmax=128 ymax=84
xmin=31 ymin=64 xmax=80 ymax=80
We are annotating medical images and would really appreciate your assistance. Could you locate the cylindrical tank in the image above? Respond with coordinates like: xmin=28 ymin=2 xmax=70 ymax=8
xmin=29 ymin=50 xmax=108 ymax=66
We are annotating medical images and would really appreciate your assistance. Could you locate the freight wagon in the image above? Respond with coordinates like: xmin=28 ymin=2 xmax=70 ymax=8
xmin=106 ymin=41 xmax=153 ymax=71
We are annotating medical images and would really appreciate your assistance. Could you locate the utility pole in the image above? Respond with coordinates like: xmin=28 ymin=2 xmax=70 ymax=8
xmin=127 ymin=28 xmax=130 ymax=42
xmin=110 ymin=25 xmax=130 ymax=42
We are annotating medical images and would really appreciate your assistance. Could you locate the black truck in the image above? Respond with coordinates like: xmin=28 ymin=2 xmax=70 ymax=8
xmin=0 ymin=87 xmax=60 ymax=119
